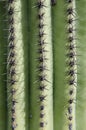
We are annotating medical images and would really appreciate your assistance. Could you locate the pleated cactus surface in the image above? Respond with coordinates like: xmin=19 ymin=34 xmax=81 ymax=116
xmin=0 ymin=0 xmax=86 ymax=130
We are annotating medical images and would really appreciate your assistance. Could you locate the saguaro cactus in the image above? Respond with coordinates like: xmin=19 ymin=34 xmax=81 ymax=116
xmin=0 ymin=0 xmax=86 ymax=130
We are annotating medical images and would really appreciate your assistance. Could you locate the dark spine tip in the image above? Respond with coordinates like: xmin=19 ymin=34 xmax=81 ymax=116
xmin=68 ymin=106 xmax=72 ymax=114
xmin=40 ymin=105 xmax=44 ymax=111
xmin=40 ymin=122 xmax=44 ymax=127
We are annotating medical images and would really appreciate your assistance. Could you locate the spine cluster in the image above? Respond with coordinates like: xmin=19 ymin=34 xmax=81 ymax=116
xmin=36 ymin=0 xmax=53 ymax=130
xmin=7 ymin=0 xmax=25 ymax=130
xmin=7 ymin=0 xmax=17 ymax=130
xmin=37 ymin=0 xmax=48 ymax=128
xmin=66 ymin=0 xmax=77 ymax=130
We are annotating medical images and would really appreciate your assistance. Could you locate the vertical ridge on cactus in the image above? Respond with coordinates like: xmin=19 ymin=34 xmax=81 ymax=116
xmin=7 ymin=0 xmax=26 ymax=130
xmin=27 ymin=0 xmax=53 ymax=130
xmin=0 ymin=0 xmax=86 ymax=130
xmin=37 ymin=0 xmax=53 ymax=130
xmin=64 ymin=0 xmax=77 ymax=130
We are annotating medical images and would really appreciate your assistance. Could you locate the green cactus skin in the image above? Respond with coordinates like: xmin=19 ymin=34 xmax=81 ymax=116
xmin=26 ymin=0 xmax=40 ymax=130
xmin=0 ymin=0 xmax=86 ymax=130
xmin=21 ymin=0 xmax=30 ymax=129
xmin=52 ymin=1 xmax=66 ymax=130
xmin=52 ymin=0 xmax=77 ymax=130
xmin=0 ymin=2 xmax=7 ymax=130
xmin=76 ymin=1 xmax=86 ymax=130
